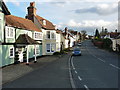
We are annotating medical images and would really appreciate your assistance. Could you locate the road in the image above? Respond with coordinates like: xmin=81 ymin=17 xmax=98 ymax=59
xmin=3 ymin=40 xmax=119 ymax=89
xmin=71 ymin=40 xmax=119 ymax=89
xmin=3 ymin=53 xmax=71 ymax=88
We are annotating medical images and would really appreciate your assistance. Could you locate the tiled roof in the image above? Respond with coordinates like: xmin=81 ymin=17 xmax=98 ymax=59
xmin=110 ymin=32 xmax=120 ymax=38
xmin=35 ymin=15 xmax=55 ymax=30
xmin=5 ymin=15 xmax=42 ymax=32
xmin=15 ymin=34 xmax=39 ymax=45
xmin=56 ymin=29 xmax=62 ymax=34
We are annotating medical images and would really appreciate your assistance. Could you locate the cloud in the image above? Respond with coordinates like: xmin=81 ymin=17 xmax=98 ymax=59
xmin=74 ymin=3 xmax=118 ymax=16
xmin=4 ymin=0 xmax=20 ymax=6
xmin=57 ymin=19 xmax=118 ymax=34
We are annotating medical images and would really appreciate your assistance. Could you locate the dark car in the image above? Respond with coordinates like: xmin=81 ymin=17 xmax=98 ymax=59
xmin=72 ymin=48 xmax=82 ymax=56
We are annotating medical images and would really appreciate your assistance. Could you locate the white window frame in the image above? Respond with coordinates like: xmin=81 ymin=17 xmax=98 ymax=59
xmin=6 ymin=26 xmax=15 ymax=38
xmin=9 ymin=47 xmax=14 ymax=58
xmin=43 ymin=20 xmax=46 ymax=25
xmin=46 ymin=44 xmax=51 ymax=53
xmin=46 ymin=43 xmax=56 ymax=53
xmin=46 ymin=31 xmax=50 ymax=39
xmin=34 ymin=32 xmax=43 ymax=40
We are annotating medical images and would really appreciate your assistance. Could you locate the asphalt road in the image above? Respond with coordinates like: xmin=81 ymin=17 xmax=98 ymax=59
xmin=71 ymin=40 xmax=119 ymax=89
xmin=3 ymin=54 xmax=71 ymax=88
xmin=3 ymin=40 xmax=120 ymax=89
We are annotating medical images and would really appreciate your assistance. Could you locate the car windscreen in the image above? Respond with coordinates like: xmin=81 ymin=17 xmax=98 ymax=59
xmin=74 ymin=48 xmax=80 ymax=51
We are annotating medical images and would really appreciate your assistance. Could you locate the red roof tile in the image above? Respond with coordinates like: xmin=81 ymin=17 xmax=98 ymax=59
xmin=35 ymin=15 xmax=55 ymax=30
xmin=5 ymin=15 xmax=42 ymax=32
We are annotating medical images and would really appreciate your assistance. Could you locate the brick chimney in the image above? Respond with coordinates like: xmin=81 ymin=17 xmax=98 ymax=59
xmin=65 ymin=27 xmax=68 ymax=38
xmin=26 ymin=2 xmax=37 ymax=22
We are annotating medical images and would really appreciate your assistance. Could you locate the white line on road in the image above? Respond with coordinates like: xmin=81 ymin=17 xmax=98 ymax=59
xmin=78 ymin=76 xmax=82 ymax=81
xmin=97 ymin=58 xmax=106 ymax=63
xmin=75 ymin=71 xmax=78 ymax=74
xmin=84 ymin=85 xmax=89 ymax=90
xmin=68 ymin=56 xmax=76 ymax=89
xmin=109 ymin=64 xmax=120 ymax=70
xmin=71 ymin=57 xmax=75 ymax=70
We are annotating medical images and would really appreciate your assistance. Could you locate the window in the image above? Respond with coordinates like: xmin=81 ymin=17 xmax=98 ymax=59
xmin=51 ymin=32 xmax=55 ymax=39
xmin=43 ymin=20 xmax=46 ymax=25
xmin=46 ymin=44 xmax=50 ymax=52
xmin=36 ymin=46 xmax=39 ymax=55
xmin=34 ymin=32 xmax=43 ymax=40
xmin=34 ymin=45 xmax=40 ymax=55
xmin=9 ymin=47 xmax=14 ymax=58
xmin=47 ymin=31 xmax=50 ymax=39
xmin=51 ymin=43 xmax=55 ymax=52
xmin=46 ymin=43 xmax=56 ymax=53
xmin=6 ymin=27 xmax=15 ymax=38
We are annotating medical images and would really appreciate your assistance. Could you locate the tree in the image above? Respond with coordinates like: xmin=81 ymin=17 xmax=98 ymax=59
xmin=81 ymin=30 xmax=87 ymax=40
xmin=95 ymin=29 xmax=100 ymax=39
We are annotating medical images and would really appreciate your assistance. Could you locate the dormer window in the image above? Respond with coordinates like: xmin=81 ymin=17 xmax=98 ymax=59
xmin=43 ymin=20 xmax=46 ymax=25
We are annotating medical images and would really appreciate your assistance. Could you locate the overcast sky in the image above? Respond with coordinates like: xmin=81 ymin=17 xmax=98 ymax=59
xmin=4 ymin=0 xmax=118 ymax=35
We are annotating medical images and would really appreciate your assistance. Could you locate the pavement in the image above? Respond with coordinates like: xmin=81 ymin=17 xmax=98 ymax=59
xmin=2 ymin=55 xmax=63 ymax=85
xmin=3 ymin=52 xmax=72 ymax=88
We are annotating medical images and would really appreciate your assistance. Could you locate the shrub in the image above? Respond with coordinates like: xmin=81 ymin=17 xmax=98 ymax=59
xmin=53 ymin=52 xmax=62 ymax=55
xmin=103 ymin=38 xmax=112 ymax=49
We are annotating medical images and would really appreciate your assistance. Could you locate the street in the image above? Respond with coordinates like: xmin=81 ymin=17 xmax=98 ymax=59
xmin=71 ymin=40 xmax=119 ymax=89
xmin=3 ymin=40 xmax=119 ymax=89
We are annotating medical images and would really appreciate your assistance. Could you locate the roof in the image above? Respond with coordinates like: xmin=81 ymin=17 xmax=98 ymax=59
xmin=15 ymin=34 xmax=39 ymax=45
xmin=1 ymin=0 xmax=11 ymax=15
xmin=110 ymin=32 xmax=120 ymax=38
xmin=35 ymin=15 xmax=55 ymax=30
xmin=5 ymin=15 xmax=42 ymax=32
xmin=56 ymin=29 xmax=62 ymax=34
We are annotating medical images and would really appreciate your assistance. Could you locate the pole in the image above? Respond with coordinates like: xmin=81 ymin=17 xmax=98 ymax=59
xmin=34 ymin=45 xmax=37 ymax=63
xmin=26 ymin=45 xmax=29 ymax=65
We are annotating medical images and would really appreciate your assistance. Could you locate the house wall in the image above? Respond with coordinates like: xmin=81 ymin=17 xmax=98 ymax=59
xmin=2 ymin=45 xmax=14 ymax=67
xmin=0 ymin=12 xmax=4 ymax=42
xmin=0 ymin=45 xmax=2 ymax=67
xmin=69 ymin=37 xmax=74 ymax=47
xmin=112 ymin=39 xmax=120 ymax=51
xmin=56 ymin=33 xmax=61 ymax=52
xmin=42 ymin=29 xmax=56 ymax=55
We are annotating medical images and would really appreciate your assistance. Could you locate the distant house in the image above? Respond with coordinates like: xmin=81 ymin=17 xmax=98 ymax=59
xmin=26 ymin=2 xmax=57 ymax=55
xmin=109 ymin=32 xmax=120 ymax=52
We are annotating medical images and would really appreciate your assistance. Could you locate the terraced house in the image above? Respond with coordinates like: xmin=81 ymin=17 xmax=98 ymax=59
xmin=0 ymin=1 xmax=43 ymax=67
xmin=26 ymin=2 xmax=57 ymax=55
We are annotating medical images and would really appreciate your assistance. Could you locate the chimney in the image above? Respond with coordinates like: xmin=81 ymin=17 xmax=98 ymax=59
xmin=65 ymin=27 xmax=68 ymax=35
xmin=26 ymin=2 xmax=37 ymax=22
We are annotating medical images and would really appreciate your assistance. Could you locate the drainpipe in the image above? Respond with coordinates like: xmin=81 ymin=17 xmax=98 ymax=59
xmin=26 ymin=45 xmax=29 ymax=65
xmin=34 ymin=45 xmax=37 ymax=63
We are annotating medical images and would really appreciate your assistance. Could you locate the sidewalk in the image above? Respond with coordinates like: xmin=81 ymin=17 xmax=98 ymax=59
xmin=2 ymin=55 xmax=62 ymax=85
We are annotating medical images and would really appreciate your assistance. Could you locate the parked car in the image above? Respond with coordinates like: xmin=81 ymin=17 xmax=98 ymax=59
xmin=77 ymin=42 xmax=82 ymax=46
xmin=72 ymin=48 xmax=82 ymax=56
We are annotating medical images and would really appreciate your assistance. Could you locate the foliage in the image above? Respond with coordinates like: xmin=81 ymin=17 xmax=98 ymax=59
xmin=95 ymin=29 xmax=100 ymax=39
xmin=102 ymin=38 xmax=112 ymax=49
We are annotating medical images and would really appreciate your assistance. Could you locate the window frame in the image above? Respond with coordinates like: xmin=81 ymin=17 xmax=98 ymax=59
xmin=9 ymin=47 xmax=14 ymax=58
xmin=6 ymin=26 xmax=15 ymax=38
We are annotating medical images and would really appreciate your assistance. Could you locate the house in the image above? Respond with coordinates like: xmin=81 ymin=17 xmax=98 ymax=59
xmin=26 ymin=2 xmax=57 ymax=55
xmin=109 ymin=32 xmax=120 ymax=52
xmin=0 ymin=0 xmax=43 ymax=67
xmin=0 ymin=0 xmax=11 ymax=67
xmin=5 ymin=15 xmax=43 ymax=65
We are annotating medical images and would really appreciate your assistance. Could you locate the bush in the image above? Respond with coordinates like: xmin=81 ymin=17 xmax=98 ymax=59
xmin=53 ymin=52 xmax=62 ymax=55
xmin=103 ymin=38 xmax=112 ymax=50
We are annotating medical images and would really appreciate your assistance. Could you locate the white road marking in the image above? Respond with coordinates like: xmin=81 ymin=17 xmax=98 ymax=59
xmin=97 ymin=58 xmax=106 ymax=63
xmin=78 ymin=76 xmax=82 ymax=81
xmin=84 ymin=85 xmax=89 ymax=90
xmin=68 ymin=56 xmax=76 ymax=89
xmin=109 ymin=64 xmax=120 ymax=70
xmin=71 ymin=57 xmax=75 ymax=70
xmin=75 ymin=71 xmax=78 ymax=74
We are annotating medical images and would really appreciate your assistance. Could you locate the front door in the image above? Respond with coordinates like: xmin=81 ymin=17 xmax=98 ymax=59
xmin=18 ymin=48 xmax=23 ymax=62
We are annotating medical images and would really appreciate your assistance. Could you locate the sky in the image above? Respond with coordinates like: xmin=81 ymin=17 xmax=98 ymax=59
xmin=4 ymin=0 xmax=118 ymax=35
